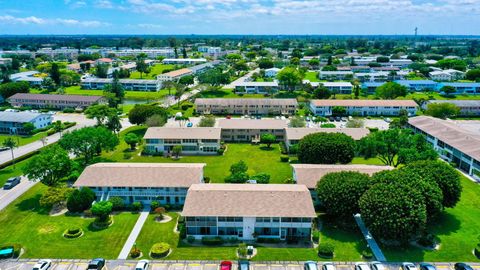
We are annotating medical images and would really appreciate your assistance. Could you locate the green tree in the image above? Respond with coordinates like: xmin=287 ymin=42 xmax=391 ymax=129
xmin=250 ymin=172 xmax=270 ymax=184
xmin=332 ymin=106 xmax=347 ymax=116
xmin=59 ymin=126 xmax=119 ymax=165
xmin=91 ymin=201 xmax=113 ymax=222
xmin=85 ymin=104 xmax=117 ymax=126
xmin=297 ymin=133 xmax=356 ymax=164
xmin=66 ymin=187 xmax=96 ymax=213
xmin=24 ymin=145 xmax=73 ymax=187
xmin=440 ymin=86 xmax=456 ymax=97
xmin=22 ymin=122 xmax=35 ymax=135
xmin=389 ymin=109 xmax=409 ymax=128
xmin=0 ymin=81 xmax=29 ymax=98
xmin=106 ymin=113 xmax=122 ymax=134
xmin=124 ymin=133 xmax=141 ymax=150
xmin=145 ymin=114 xmax=167 ymax=127
xmin=230 ymin=160 xmax=248 ymax=175
xmin=289 ymin=116 xmax=306 ymax=127
xmin=425 ymin=102 xmax=460 ymax=119
xmin=258 ymin=58 xmax=274 ymax=69
xmin=136 ymin=59 xmax=149 ymax=79
xmin=172 ymin=145 xmax=182 ymax=158
xmin=465 ymin=69 xmax=480 ymax=81
xmin=50 ymin=62 xmax=61 ymax=85
xmin=95 ymin=63 xmax=109 ymax=78
xmin=375 ymin=82 xmax=407 ymax=99
xmin=198 ymin=116 xmax=216 ymax=127
xmin=128 ymin=104 xmax=168 ymax=125
xmin=2 ymin=137 xmax=17 ymax=168
xmin=316 ymin=171 xmax=371 ymax=220
xmin=103 ymin=73 xmax=125 ymax=107
xmin=260 ymin=133 xmax=276 ymax=148
xmin=313 ymin=85 xmax=331 ymax=99
xmin=359 ymin=183 xmax=427 ymax=242
xmin=277 ymin=67 xmax=302 ymax=91
xmin=39 ymin=187 xmax=72 ymax=208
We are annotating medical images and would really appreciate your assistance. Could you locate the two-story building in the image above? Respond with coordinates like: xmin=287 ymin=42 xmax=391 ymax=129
xmin=182 ymin=184 xmax=316 ymax=241
xmin=318 ymin=71 xmax=353 ymax=80
xmin=7 ymin=93 xmax=107 ymax=110
xmin=309 ymin=99 xmax=418 ymax=117
xmin=0 ymin=111 xmax=52 ymax=135
xmin=81 ymin=78 xmax=161 ymax=91
xmin=436 ymin=82 xmax=480 ymax=95
xmin=73 ymin=163 xmax=206 ymax=205
xmin=291 ymin=164 xmax=393 ymax=205
xmin=144 ymin=127 xmax=221 ymax=155
xmin=195 ymin=98 xmax=297 ymax=116
xmin=218 ymin=118 xmax=287 ymax=142
xmin=157 ymin=68 xmax=193 ymax=82
xmin=395 ymin=80 xmax=437 ymax=92
xmin=234 ymin=81 xmax=279 ymax=94
xmin=422 ymin=100 xmax=480 ymax=116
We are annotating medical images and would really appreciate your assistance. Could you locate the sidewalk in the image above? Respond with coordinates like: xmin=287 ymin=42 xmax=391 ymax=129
xmin=118 ymin=210 xmax=150 ymax=259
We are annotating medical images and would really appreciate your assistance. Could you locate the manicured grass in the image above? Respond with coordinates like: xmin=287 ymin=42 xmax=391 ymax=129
xmin=0 ymin=184 xmax=139 ymax=259
xmin=0 ymin=133 xmax=49 ymax=147
xmin=199 ymin=89 xmax=265 ymax=99
xmin=129 ymin=64 xmax=175 ymax=80
xmin=62 ymin=86 xmax=175 ymax=101
xmin=0 ymin=158 xmax=31 ymax=186
xmin=304 ymin=71 xmax=320 ymax=82
xmin=404 ymin=92 xmax=480 ymax=100
xmin=63 ymin=86 xmax=104 ymax=96
xmin=350 ymin=157 xmax=386 ymax=166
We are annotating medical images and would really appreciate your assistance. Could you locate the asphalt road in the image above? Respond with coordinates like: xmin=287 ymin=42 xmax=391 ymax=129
xmin=0 ymin=176 xmax=36 ymax=211
xmin=0 ymin=260 xmax=479 ymax=270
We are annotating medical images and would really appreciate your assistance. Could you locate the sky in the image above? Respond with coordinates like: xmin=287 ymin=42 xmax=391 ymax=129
xmin=0 ymin=0 xmax=479 ymax=35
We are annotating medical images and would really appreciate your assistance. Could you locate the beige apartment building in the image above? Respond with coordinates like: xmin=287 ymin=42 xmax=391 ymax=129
xmin=195 ymin=98 xmax=298 ymax=116
xmin=217 ymin=118 xmax=288 ymax=142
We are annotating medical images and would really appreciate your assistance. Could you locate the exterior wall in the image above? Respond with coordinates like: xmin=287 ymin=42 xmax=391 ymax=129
xmin=221 ymin=128 xmax=285 ymax=142
xmin=234 ymin=85 xmax=279 ymax=94
xmin=89 ymin=186 xmax=190 ymax=205
xmin=324 ymin=85 xmax=352 ymax=94
xmin=8 ymin=97 xmax=107 ymax=109
xmin=81 ymin=80 xmax=160 ymax=91
xmin=0 ymin=114 xmax=52 ymax=134
xmin=196 ymin=103 xmax=296 ymax=116
xmin=185 ymin=216 xmax=313 ymax=240
xmin=310 ymin=104 xmax=417 ymax=117
xmin=145 ymin=138 xmax=220 ymax=155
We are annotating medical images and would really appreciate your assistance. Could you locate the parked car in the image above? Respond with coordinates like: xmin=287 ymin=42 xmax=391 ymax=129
xmin=419 ymin=263 xmax=436 ymax=270
xmin=32 ymin=259 xmax=51 ymax=270
xmin=238 ymin=260 xmax=249 ymax=270
xmin=304 ymin=261 xmax=318 ymax=270
xmin=0 ymin=147 xmax=9 ymax=152
xmin=329 ymin=117 xmax=335 ymax=122
xmin=370 ymin=261 xmax=385 ymax=270
xmin=87 ymin=258 xmax=105 ymax=270
xmin=220 ymin=261 xmax=232 ymax=270
xmin=186 ymin=122 xmax=193 ymax=127
xmin=355 ymin=263 xmax=371 ymax=270
xmin=454 ymin=263 xmax=473 ymax=270
xmin=135 ymin=260 xmax=149 ymax=270
xmin=322 ymin=262 xmax=336 ymax=270
xmin=402 ymin=263 xmax=418 ymax=270
xmin=335 ymin=116 xmax=341 ymax=121
xmin=3 ymin=176 xmax=21 ymax=190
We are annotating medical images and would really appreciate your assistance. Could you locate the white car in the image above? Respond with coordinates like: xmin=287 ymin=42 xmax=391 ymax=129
xmin=402 ymin=263 xmax=418 ymax=270
xmin=370 ymin=261 xmax=386 ymax=270
xmin=355 ymin=263 xmax=370 ymax=270
xmin=33 ymin=259 xmax=52 ymax=270
xmin=322 ymin=262 xmax=336 ymax=270
xmin=136 ymin=260 xmax=150 ymax=270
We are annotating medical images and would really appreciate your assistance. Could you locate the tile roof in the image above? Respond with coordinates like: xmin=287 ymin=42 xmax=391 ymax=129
xmin=292 ymin=164 xmax=393 ymax=189
xmin=285 ymin=128 xmax=370 ymax=141
xmin=310 ymin=99 xmax=418 ymax=107
xmin=182 ymin=184 xmax=317 ymax=218
xmin=144 ymin=127 xmax=221 ymax=140
xmin=160 ymin=68 xmax=192 ymax=77
xmin=73 ymin=163 xmax=205 ymax=188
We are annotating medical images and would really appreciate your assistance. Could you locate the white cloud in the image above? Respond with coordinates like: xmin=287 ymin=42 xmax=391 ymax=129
xmin=0 ymin=15 xmax=109 ymax=27
xmin=0 ymin=15 xmax=46 ymax=24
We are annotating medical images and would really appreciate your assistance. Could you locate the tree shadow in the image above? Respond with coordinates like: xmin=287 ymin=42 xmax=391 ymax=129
xmin=428 ymin=211 xmax=461 ymax=236
xmin=14 ymin=194 xmax=50 ymax=215
xmin=259 ymin=146 xmax=274 ymax=151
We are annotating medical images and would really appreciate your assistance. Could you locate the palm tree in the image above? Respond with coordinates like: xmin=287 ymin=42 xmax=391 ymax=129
xmin=52 ymin=120 xmax=63 ymax=137
xmin=174 ymin=84 xmax=187 ymax=109
xmin=3 ymin=137 xmax=18 ymax=168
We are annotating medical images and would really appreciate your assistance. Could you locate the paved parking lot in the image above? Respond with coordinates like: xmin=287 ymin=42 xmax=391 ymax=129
xmin=1 ymin=260 xmax=480 ymax=270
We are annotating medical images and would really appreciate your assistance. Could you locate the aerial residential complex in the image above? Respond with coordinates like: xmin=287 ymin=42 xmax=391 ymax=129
xmin=0 ymin=111 xmax=52 ymax=134
xmin=195 ymin=98 xmax=298 ymax=115
xmin=81 ymin=78 xmax=161 ymax=91
xmin=422 ymin=100 xmax=480 ymax=116
xmin=144 ymin=127 xmax=221 ymax=155
xmin=309 ymin=99 xmax=418 ymax=116
xmin=182 ymin=184 xmax=316 ymax=241
xmin=73 ymin=163 xmax=206 ymax=205
xmin=408 ymin=116 xmax=480 ymax=179
xmin=7 ymin=93 xmax=107 ymax=110
xmin=291 ymin=164 xmax=393 ymax=205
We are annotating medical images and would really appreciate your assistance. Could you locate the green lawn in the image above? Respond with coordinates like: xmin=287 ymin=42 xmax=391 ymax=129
xmin=304 ymin=71 xmax=320 ymax=82
xmin=198 ymin=88 xmax=265 ymax=99
xmin=61 ymin=85 xmax=175 ymax=101
xmin=0 ymin=133 xmax=49 ymax=147
xmin=0 ymin=158 xmax=31 ymax=186
xmin=129 ymin=64 xmax=175 ymax=80
xmin=0 ymin=184 xmax=139 ymax=259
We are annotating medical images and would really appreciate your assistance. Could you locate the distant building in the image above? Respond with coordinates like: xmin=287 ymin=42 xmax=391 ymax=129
xmin=162 ymin=58 xmax=207 ymax=65
xmin=395 ymin=80 xmax=437 ymax=91
xmin=429 ymin=69 xmax=465 ymax=81
xmin=436 ymin=82 xmax=480 ymax=94
xmin=265 ymin=68 xmax=281 ymax=77
xmin=144 ymin=127 xmax=221 ymax=155
xmin=361 ymin=82 xmax=386 ymax=94
xmin=0 ymin=111 xmax=52 ymax=134
xmin=195 ymin=98 xmax=297 ymax=116
xmin=308 ymin=82 xmax=353 ymax=94
xmin=234 ymin=81 xmax=279 ymax=94
xmin=7 ymin=93 xmax=107 ymax=110
xmin=0 ymin=58 xmax=12 ymax=66
xmin=188 ymin=60 xmax=222 ymax=74
xmin=217 ymin=118 xmax=287 ymax=142
xmin=9 ymin=71 xmax=43 ymax=87
xmin=318 ymin=71 xmax=353 ymax=80
xmin=423 ymin=100 xmax=480 ymax=116
xmin=73 ymin=163 xmax=206 ymax=205
xmin=81 ymin=78 xmax=161 ymax=91
xmin=309 ymin=99 xmax=418 ymax=116
xmin=157 ymin=68 xmax=193 ymax=82
xmin=182 ymin=184 xmax=316 ymax=241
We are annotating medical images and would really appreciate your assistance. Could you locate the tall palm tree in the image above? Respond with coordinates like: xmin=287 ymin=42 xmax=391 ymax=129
xmin=3 ymin=137 xmax=17 ymax=168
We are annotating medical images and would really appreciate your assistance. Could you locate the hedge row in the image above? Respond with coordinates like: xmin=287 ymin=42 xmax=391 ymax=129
xmin=63 ymin=227 xmax=83 ymax=239
xmin=201 ymin=236 xmax=224 ymax=245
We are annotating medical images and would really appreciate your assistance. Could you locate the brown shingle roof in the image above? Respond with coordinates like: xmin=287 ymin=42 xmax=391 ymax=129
xmin=8 ymin=93 xmax=105 ymax=103
xmin=73 ymin=163 xmax=205 ymax=188
xmin=285 ymin=128 xmax=369 ymax=141
xmin=292 ymin=164 xmax=394 ymax=189
xmin=182 ymin=184 xmax=317 ymax=218
xmin=144 ymin=127 xmax=221 ymax=140
xmin=217 ymin=118 xmax=288 ymax=130
xmin=408 ymin=116 xmax=480 ymax=161
xmin=310 ymin=99 xmax=418 ymax=107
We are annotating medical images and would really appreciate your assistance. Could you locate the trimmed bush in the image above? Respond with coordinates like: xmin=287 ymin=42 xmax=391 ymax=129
xmin=178 ymin=223 xmax=186 ymax=239
xmin=130 ymin=247 xmax=141 ymax=258
xmin=187 ymin=236 xmax=195 ymax=243
xmin=280 ymin=155 xmax=289 ymax=162
xmin=312 ymin=230 xmax=320 ymax=243
xmin=318 ymin=243 xmax=334 ymax=258
xmin=131 ymin=201 xmax=143 ymax=212
xmin=217 ymin=148 xmax=225 ymax=155
xmin=0 ymin=244 xmax=22 ymax=259
xmin=257 ymin=237 xmax=281 ymax=243
xmin=150 ymin=242 xmax=170 ymax=258
xmin=178 ymin=216 xmax=185 ymax=224
xmin=201 ymin=236 xmax=224 ymax=245
xmin=417 ymin=233 xmax=436 ymax=247
xmin=63 ymin=227 xmax=83 ymax=238
xmin=362 ymin=249 xmax=373 ymax=259
xmin=93 ymin=215 xmax=113 ymax=228
xmin=108 ymin=196 xmax=125 ymax=211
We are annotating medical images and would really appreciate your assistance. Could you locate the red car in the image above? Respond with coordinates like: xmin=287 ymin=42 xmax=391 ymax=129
xmin=220 ymin=261 xmax=232 ymax=270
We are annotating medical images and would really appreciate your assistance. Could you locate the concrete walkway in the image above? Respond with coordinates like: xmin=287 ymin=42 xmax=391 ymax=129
xmin=354 ymin=213 xmax=387 ymax=262
xmin=118 ymin=210 xmax=150 ymax=259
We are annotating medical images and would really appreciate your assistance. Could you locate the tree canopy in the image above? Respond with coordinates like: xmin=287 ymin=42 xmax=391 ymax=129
xmin=297 ymin=132 xmax=356 ymax=164
xmin=128 ymin=104 xmax=168 ymax=125
xmin=24 ymin=145 xmax=74 ymax=187
xmin=425 ymin=102 xmax=460 ymax=119
xmin=375 ymin=82 xmax=407 ymax=99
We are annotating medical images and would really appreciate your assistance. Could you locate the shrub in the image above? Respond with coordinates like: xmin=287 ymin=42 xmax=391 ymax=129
xmin=0 ymin=244 xmax=22 ymax=259
xmin=238 ymin=243 xmax=248 ymax=258
xmin=130 ymin=247 xmax=141 ymax=258
xmin=288 ymin=144 xmax=299 ymax=155
xmin=318 ymin=243 xmax=334 ymax=258
xmin=63 ymin=108 xmax=75 ymax=113
xmin=150 ymin=201 xmax=160 ymax=212
xmin=201 ymin=236 xmax=224 ymax=245
xmin=187 ymin=236 xmax=195 ymax=243
xmin=320 ymin=123 xmax=336 ymax=128
xmin=108 ymin=197 xmax=125 ymax=211
xmin=123 ymin=152 xmax=132 ymax=160
xmin=131 ymin=201 xmax=143 ymax=212
xmin=63 ymin=227 xmax=83 ymax=238
xmin=280 ymin=155 xmax=289 ymax=162
xmin=178 ymin=216 xmax=185 ymax=224
xmin=150 ymin=242 xmax=170 ymax=258
xmin=181 ymin=104 xmax=191 ymax=110
xmin=204 ymin=177 xmax=211 ymax=183
xmin=179 ymin=223 xmax=187 ymax=239
xmin=93 ymin=215 xmax=113 ymax=228
xmin=217 ymin=148 xmax=225 ymax=155
xmin=362 ymin=249 xmax=373 ymax=259
xmin=312 ymin=230 xmax=320 ymax=243
xmin=66 ymin=187 xmax=95 ymax=213
xmin=257 ymin=237 xmax=281 ymax=243
xmin=46 ymin=129 xmax=56 ymax=136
